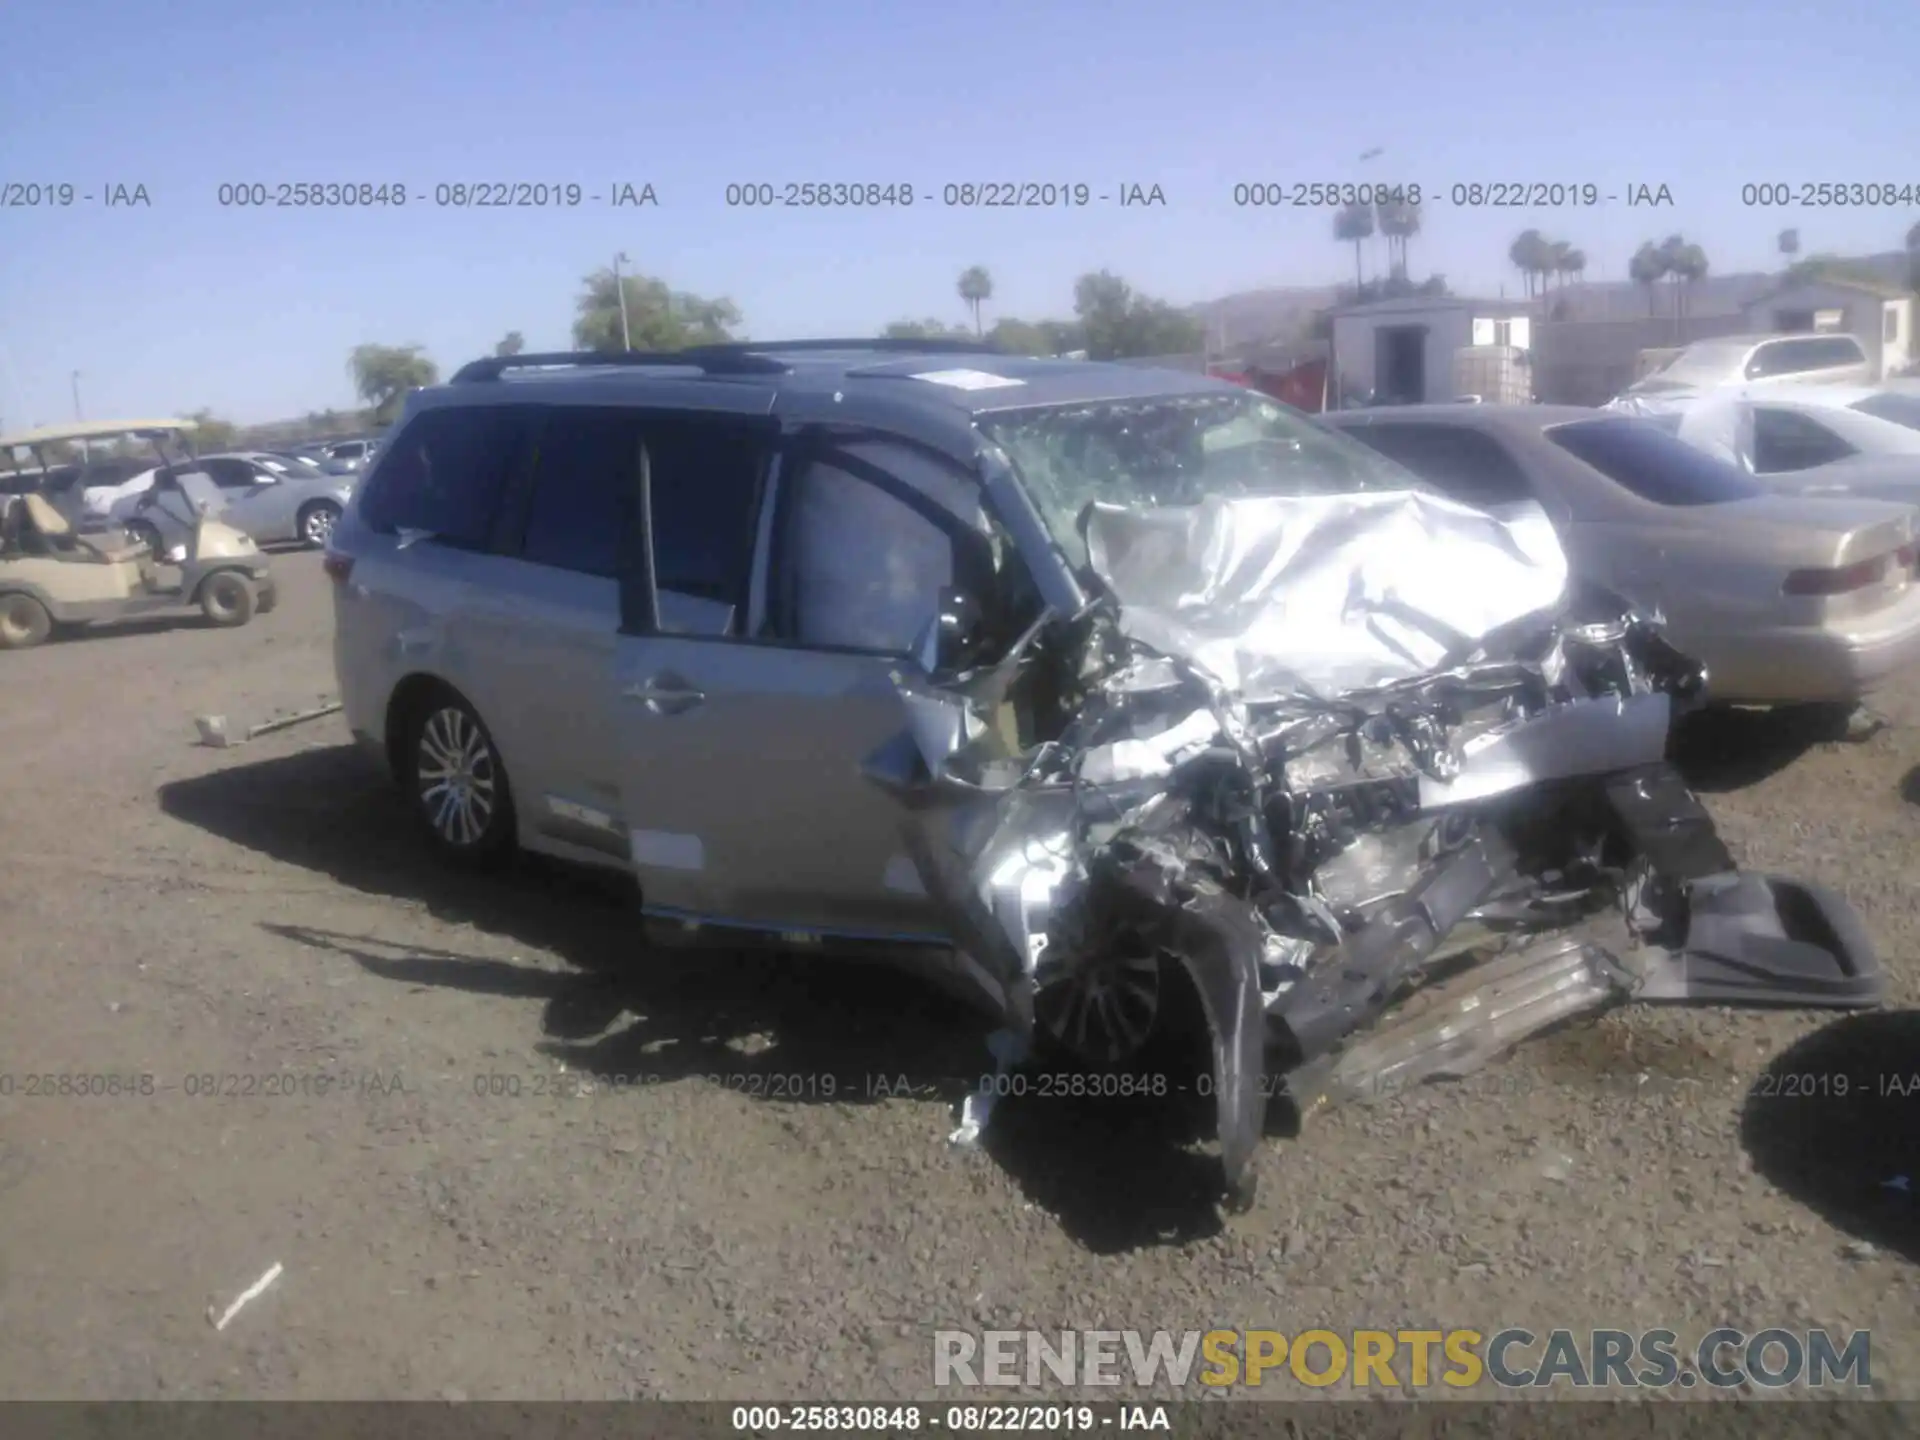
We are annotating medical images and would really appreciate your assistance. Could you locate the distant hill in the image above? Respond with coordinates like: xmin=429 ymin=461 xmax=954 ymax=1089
xmin=1191 ymin=250 xmax=1915 ymax=345
xmin=1190 ymin=286 xmax=1341 ymax=348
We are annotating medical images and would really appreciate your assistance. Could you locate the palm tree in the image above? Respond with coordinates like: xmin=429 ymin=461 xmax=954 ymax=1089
xmin=1673 ymin=243 xmax=1709 ymax=319
xmin=956 ymin=266 xmax=993 ymax=337
xmin=1629 ymin=241 xmax=1669 ymax=317
xmin=1509 ymin=230 xmax=1548 ymax=298
xmin=1376 ymin=199 xmax=1422 ymax=275
xmin=1334 ymin=202 xmax=1375 ymax=294
xmin=1561 ymin=246 xmax=1587 ymax=288
xmin=1777 ymin=229 xmax=1800 ymax=269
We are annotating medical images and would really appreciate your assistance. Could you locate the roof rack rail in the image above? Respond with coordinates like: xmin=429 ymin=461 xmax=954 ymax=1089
xmin=449 ymin=349 xmax=789 ymax=384
xmin=450 ymin=337 xmax=1007 ymax=385
xmin=682 ymin=338 xmax=1005 ymax=358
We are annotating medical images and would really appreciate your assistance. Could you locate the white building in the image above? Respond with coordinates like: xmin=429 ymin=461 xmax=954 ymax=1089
xmin=1740 ymin=277 xmax=1914 ymax=381
xmin=1328 ymin=296 xmax=1536 ymax=405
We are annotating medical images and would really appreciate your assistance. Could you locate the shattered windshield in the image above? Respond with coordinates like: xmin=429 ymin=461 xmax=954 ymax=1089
xmin=977 ymin=391 xmax=1421 ymax=561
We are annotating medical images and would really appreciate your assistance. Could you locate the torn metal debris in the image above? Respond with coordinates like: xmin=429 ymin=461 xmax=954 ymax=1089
xmin=869 ymin=488 xmax=1885 ymax=1211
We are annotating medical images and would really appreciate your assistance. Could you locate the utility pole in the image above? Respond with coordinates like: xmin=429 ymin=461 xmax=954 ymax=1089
xmin=612 ymin=253 xmax=633 ymax=351
xmin=71 ymin=371 xmax=89 ymax=458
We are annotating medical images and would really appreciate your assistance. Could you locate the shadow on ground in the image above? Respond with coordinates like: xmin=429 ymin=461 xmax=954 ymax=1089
xmin=1671 ymin=702 xmax=1872 ymax=793
xmin=1740 ymin=1011 xmax=1920 ymax=1265
xmin=160 ymin=743 xmax=1234 ymax=1251
xmin=1900 ymin=765 xmax=1920 ymax=807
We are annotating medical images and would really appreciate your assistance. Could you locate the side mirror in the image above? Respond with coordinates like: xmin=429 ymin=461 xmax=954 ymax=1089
xmin=912 ymin=586 xmax=985 ymax=675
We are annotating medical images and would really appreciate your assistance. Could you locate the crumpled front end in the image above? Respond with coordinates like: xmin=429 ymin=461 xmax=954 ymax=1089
xmin=870 ymin=490 xmax=1884 ymax=1210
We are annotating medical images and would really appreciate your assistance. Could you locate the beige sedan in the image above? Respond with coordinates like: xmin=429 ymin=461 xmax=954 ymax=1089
xmin=1320 ymin=404 xmax=1920 ymax=705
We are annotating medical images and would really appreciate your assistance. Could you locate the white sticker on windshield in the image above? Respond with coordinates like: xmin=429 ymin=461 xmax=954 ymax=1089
xmin=909 ymin=368 xmax=1026 ymax=391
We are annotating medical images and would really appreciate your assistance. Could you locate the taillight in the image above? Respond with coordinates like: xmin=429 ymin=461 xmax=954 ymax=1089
xmin=322 ymin=551 xmax=354 ymax=584
xmin=1783 ymin=553 xmax=1897 ymax=596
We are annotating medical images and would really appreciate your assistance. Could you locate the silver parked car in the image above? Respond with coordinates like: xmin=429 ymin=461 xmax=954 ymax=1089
xmin=113 ymin=452 xmax=354 ymax=550
xmin=326 ymin=343 xmax=1882 ymax=1208
xmin=1320 ymin=404 xmax=1920 ymax=706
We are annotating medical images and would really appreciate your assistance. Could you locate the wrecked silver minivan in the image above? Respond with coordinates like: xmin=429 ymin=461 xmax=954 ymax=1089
xmin=335 ymin=347 xmax=1884 ymax=1213
xmin=863 ymin=383 xmax=1883 ymax=1209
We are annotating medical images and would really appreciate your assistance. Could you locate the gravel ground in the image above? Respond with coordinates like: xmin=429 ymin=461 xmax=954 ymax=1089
xmin=1 ymin=549 xmax=1917 ymax=1402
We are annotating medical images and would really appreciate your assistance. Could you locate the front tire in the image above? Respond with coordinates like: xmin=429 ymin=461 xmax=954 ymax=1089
xmin=198 ymin=570 xmax=257 ymax=627
xmin=406 ymin=693 xmax=516 ymax=867
xmin=0 ymin=593 xmax=53 ymax=650
xmin=297 ymin=501 xmax=341 ymax=549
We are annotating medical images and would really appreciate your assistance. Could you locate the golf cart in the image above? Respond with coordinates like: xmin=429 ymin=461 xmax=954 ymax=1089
xmin=0 ymin=421 xmax=276 ymax=650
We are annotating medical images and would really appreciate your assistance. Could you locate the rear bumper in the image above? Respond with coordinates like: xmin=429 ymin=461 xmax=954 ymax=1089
xmin=1682 ymin=594 xmax=1920 ymax=704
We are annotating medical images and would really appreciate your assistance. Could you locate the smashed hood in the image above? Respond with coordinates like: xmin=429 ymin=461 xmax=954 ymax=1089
xmin=1082 ymin=490 xmax=1570 ymax=698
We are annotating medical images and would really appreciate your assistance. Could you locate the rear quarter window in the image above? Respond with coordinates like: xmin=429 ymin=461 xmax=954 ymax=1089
xmin=356 ymin=406 xmax=522 ymax=547
xmin=1546 ymin=417 xmax=1763 ymax=506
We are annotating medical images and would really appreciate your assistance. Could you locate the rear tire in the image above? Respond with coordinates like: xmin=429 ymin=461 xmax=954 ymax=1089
xmin=404 ymin=691 xmax=517 ymax=868
xmin=198 ymin=571 xmax=256 ymax=627
xmin=0 ymin=593 xmax=53 ymax=650
xmin=297 ymin=500 xmax=341 ymax=549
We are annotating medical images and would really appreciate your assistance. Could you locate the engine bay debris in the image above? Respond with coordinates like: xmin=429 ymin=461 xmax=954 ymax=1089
xmin=869 ymin=490 xmax=1886 ymax=1211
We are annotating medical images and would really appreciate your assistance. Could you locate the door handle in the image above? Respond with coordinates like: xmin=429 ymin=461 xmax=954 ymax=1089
xmin=622 ymin=675 xmax=706 ymax=715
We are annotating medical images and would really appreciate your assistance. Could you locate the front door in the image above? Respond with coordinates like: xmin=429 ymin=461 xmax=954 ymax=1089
xmin=613 ymin=429 xmax=994 ymax=941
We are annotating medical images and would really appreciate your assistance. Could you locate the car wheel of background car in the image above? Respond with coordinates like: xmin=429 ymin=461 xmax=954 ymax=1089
xmin=197 ymin=571 xmax=257 ymax=628
xmin=123 ymin=519 xmax=162 ymax=555
xmin=0 ymin=592 xmax=53 ymax=650
xmin=297 ymin=501 xmax=341 ymax=548
xmin=406 ymin=691 xmax=516 ymax=866
xmin=1033 ymin=939 xmax=1164 ymax=1067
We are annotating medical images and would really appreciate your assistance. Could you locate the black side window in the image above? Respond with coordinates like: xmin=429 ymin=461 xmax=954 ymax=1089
xmin=1750 ymin=408 xmax=1856 ymax=473
xmin=518 ymin=408 xmax=637 ymax=579
xmin=1548 ymin=417 xmax=1762 ymax=505
xmin=205 ymin=459 xmax=258 ymax=489
xmin=772 ymin=440 xmax=984 ymax=654
xmin=643 ymin=418 xmax=768 ymax=606
xmin=357 ymin=406 xmax=520 ymax=546
xmin=1339 ymin=423 xmax=1533 ymax=507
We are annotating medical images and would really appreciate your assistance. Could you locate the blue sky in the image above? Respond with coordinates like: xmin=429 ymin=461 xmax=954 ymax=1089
xmin=4 ymin=0 xmax=1916 ymax=425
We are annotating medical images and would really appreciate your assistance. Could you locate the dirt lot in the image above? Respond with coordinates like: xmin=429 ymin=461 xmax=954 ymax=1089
xmin=2 ymin=549 xmax=1919 ymax=1401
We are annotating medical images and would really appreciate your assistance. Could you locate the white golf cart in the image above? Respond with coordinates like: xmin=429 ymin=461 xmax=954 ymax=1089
xmin=0 ymin=420 xmax=277 ymax=650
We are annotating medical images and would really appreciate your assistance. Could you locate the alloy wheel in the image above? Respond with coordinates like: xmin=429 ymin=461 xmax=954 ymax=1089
xmin=415 ymin=705 xmax=499 ymax=848
xmin=300 ymin=502 xmax=340 ymax=547
xmin=1036 ymin=948 xmax=1164 ymax=1066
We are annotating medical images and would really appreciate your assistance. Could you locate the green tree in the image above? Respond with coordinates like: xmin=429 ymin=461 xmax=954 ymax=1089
xmin=881 ymin=318 xmax=974 ymax=341
xmin=570 ymin=267 xmax=742 ymax=353
xmin=1333 ymin=202 xmax=1375 ymax=293
xmin=1628 ymin=241 xmax=1669 ymax=317
xmin=956 ymin=266 xmax=994 ymax=337
xmin=1660 ymin=236 xmax=1708 ymax=320
xmin=1509 ymin=230 xmax=1550 ymax=298
xmin=1376 ymin=198 xmax=1422 ymax=275
xmin=348 ymin=344 xmax=439 ymax=424
xmin=1071 ymin=270 xmax=1205 ymax=360
xmin=186 ymin=408 xmax=239 ymax=453
xmin=494 ymin=331 xmax=525 ymax=357
xmin=988 ymin=317 xmax=1070 ymax=355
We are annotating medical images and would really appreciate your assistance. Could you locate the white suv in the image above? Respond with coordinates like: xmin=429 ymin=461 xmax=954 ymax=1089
xmin=1619 ymin=333 xmax=1873 ymax=403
